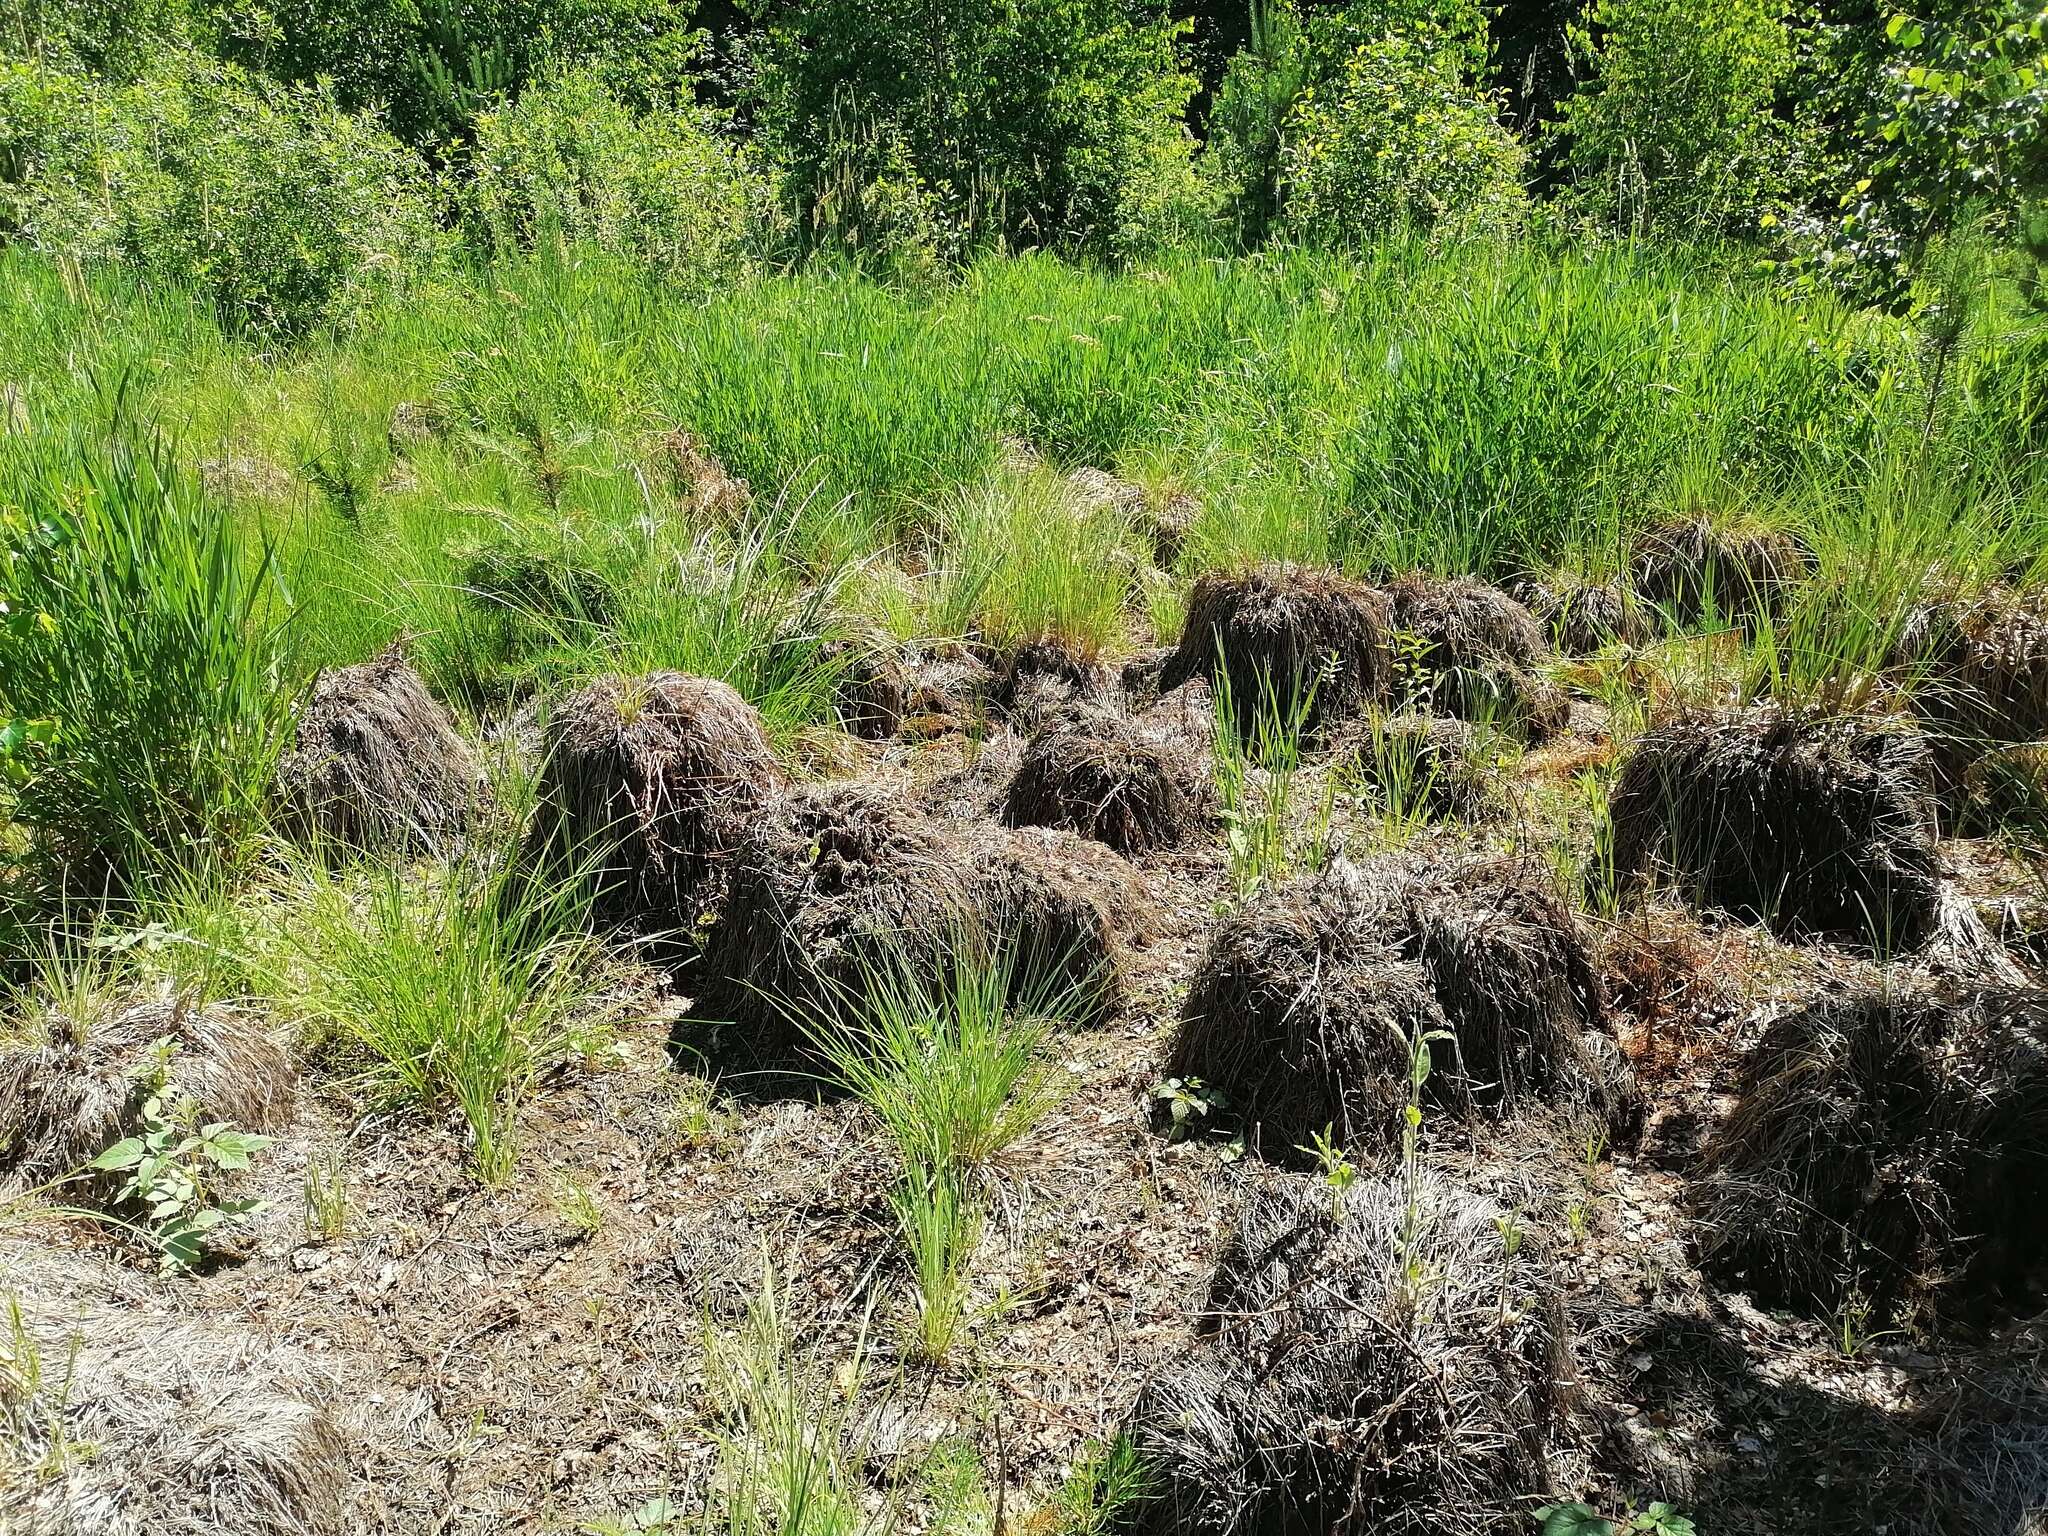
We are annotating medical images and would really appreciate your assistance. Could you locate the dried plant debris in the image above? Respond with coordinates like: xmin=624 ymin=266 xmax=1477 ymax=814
xmin=1898 ymin=588 xmax=2048 ymax=791
xmin=1692 ymin=981 xmax=2048 ymax=1327
xmin=1608 ymin=707 xmax=1944 ymax=952
xmin=1629 ymin=516 xmax=1811 ymax=627
xmin=0 ymin=994 xmax=294 ymax=1187
xmin=274 ymin=648 xmax=488 ymax=858
xmin=1168 ymin=857 xmax=1636 ymax=1160
xmin=689 ymin=784 xmax=1143 ymax=1051
xmin=991 ymin=636 xmax=1112 ymax=724
xmin=1124 ymin=1174 xmax=1576 ymax=1536
xmin=460 ymin=541 xmax=619 ymax=628
xmin=822 ymin=634 xmax=912 ymax=740
xmin=531 ymin=671 xmax=786 ymax=929
xmin=1003 ymin=705 xmax=1214 ymax=855
xmin=1159 ymin=565 xmax=1393 ymax=738
xmin=1 ymin=1237 xmax=349 ymax=1536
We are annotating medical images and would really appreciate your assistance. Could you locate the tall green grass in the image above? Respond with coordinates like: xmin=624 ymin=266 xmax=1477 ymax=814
xmin=0 ymin=235 xmax=2042 ymax=781
xmin=0 ymin=428 xmax=295 ymax=903
xmin=272 ymin=845 xmax=609 ymax=1185
xmin=801 ymin=938 xmax=1081 ymax=1362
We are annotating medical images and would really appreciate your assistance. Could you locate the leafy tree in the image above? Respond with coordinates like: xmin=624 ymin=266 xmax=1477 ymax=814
xmin=1279 ymin=27 xmax=1528 ymax=242
xmin=466 ymin=66 xmax=770 ymax=281
xmin=1555 ymin=0 xmax=1796 ymax=238
xmin=0 ymin=50 xmax=441 ymax=331
xmin=1202 ymin=0 xmax=1499 ymax=243
xmin=229 ymin=0 xmax=704 ymax=151
xmin=752 ymin=0 xmax=1202 ymax=258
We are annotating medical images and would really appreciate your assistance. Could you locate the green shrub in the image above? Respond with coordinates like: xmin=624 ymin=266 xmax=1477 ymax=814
xmin=0 ymin=433 xmax=295 ymax=902
xmin=1556 ymin=0 xmax=1796 ymax=239
xmin=756 ymin=0 xmax=1201 ymax=258
xmin=1279 ymin=33 xmax=1528 ymax=243
xmin=467 ymin=68 xmax=768 ymax=282
xmin=242 ymin=0 xmax=703 ymax=150
xmin=1 ymin=51 xmax=441 ymax=333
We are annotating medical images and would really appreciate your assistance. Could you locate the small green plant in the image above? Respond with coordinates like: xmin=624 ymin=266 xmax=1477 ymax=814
xmin=1299 ymin=1123 xmax=1358 ymax=1222
xmin=802 ymin=935 xmax=1076 ymax=1364
xmin=583 ymin=1496 xmax=684 ymax=1535
xmin=703 ymin=1256 xmax=874 ymax=1535
xmin=1211 ymin=651 xmax=1334 ymax=899
xmin=302 ymin=1146 xmax=349 ymax=1243
xmin=1390 ymin=1013 xmax=1451 ymax=1315
xmin=88 ymin=1051 xmax=273 ymax=1272
xmin=0 ymin=1293 xmax=82 ymax=1484
xmin=892 ymin=1167 xmax=981 ymax=1364
xmin=1534 ymin=1498 xmax=1696 ymax=1536
xmin=664 ymin=1075 xmax=735 ymax=1155
xmin=275 ymin=844 xmax=609 ymax=1187
xmin=1834 ymin=1290 xmax=1901 ymax=1360
xmin=1358 ymin=711 xmax=1443 ymax=845
xmin=1152 ymin=1076 xmax=1228 ymax=1142
xmin=548 ymin=1171 xmax=605 ymax=1239
xmin=1575 ymin=769 xmax=1623 ymax=918
xmin=1046 ymin=1435 xmax=1152 ymax=1536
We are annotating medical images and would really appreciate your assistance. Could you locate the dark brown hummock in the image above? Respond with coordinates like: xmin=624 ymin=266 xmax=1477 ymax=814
xmin=1002 ymin=705 xmax=1213 ymax=855
xmin=1167 ymin=857 xmax=1637 ymax=1160
xmin=823 ymin=635 xmax=912 ymax=740
xmin=992 ymin=636 xmax=1111 ymax=721
xmin=274 ymin=648 xmax=487 ymax=857
xmin=1898 ymin=589 xmax=2048 ymax=794
xmin=1123 ymin=1175 xmax=1571 ymax=1536
xmin=1692 ymin=984 xmax=2048 ymax=1326
xmin=1383 ymin=573 xmax=1564 ymax=741
xmin=690 ymin=785 xmax=1144 ymax=1050
xmin=1506 ymin=572 xmax=1649 ymax=653
xmin=1158 ymin=564 xmax=1392 ymax=737
xmin=1608 ymin=708 xmax=1943 ymax=950
xmin=0 ymin=995 xmax=295 ymax=1187
xmin=533 ymin=672 xmax=785 ymax=929
xmin=1629 ymin=515 xmax=1810 ymax=626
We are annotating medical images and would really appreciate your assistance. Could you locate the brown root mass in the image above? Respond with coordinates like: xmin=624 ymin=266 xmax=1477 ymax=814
xmin=1124 ymin=1174 xmax=1571 ymax=1536
xmin=1629 ymin=516 xmax=1811 ymax=626
xmin=1002 ymin=706 xmax=1213 ymax=855
xmin=1608 ymin=708 xmax=1944 ymax=951
xmin=1384 ymin=572 xmax=1546 ymax=671
xmin=1691 ymin=984 xmax=2048 ymax=1326
xmin=1167 ymin=858 xmax=1635 ymax=1160
xmin=657 ymin=427 xmax=751 ymax=523
xmin=0 ymin=995 xmax=294 ymax=1186
xmin=461 ymin=542 xmax=618 ymax=627
xmin=1506 ymin=573 xmax=1649 ymax=653
xmin=1158 ymin=564 xmax=1392 ymax=737
xmin=691 ymin=785 xmax=1141 ymax=1050
xmin=532 ymin=672 xmax=785 ymax=929
xmin=822 ymin=635 xmax=911 ymax=740
xmin=900 ymin=645 xmax=995 ymax=739
xmin=273 ymin=649 xmax=487 ymax=857
xmin=385 ymin=398 xmax=444 ymax=452
xmin=992 ymin=636 xmax=1111 ymax=720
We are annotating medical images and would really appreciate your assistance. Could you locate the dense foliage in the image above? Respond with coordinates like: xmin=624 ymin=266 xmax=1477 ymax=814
xmin=0 ymin=0 xmax=2038 ymax=327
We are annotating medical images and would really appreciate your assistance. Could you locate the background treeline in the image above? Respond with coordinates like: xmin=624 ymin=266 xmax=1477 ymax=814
xmin=0 ymin=0 xmax=2041 ymax=333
